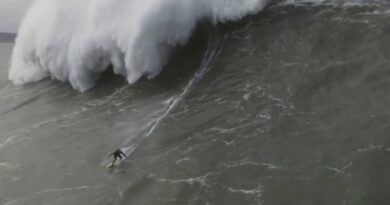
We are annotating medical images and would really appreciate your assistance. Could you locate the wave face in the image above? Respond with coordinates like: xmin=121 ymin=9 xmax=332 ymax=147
xmin=9 ymin=0 xmax=269 ymax=92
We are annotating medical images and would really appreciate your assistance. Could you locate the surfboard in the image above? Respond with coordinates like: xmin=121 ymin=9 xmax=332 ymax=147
xmin=107 ymin=160 xmax=122 ymax=169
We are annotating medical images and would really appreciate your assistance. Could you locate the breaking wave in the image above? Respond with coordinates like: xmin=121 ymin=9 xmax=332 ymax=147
xmin=9 ymin=0 xmax=270 ymax=92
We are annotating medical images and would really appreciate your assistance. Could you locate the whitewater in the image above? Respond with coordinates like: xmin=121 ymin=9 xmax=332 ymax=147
xmin=9 ymin=0 xmax=269 ymax=92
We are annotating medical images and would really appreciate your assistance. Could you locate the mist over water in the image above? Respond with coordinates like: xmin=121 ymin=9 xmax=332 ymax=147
xmin=1 ymin=0 xmax=390 ymax=205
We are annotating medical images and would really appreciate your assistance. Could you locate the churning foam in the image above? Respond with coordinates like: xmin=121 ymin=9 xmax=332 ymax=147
xmin=9 ymin=0 xmax=270 ymax=92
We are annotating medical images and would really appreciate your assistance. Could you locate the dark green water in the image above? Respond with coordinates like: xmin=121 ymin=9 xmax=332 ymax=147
xmin=1 ymin=2 xmax=390 ymax=205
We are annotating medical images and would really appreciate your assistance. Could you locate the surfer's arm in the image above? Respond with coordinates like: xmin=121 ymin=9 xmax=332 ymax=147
xmin=119 ymin=151 xmax=126 ymax=157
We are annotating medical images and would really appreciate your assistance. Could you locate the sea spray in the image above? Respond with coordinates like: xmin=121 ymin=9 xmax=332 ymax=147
xmin=9 ymin=0 xmax=270 ymax=91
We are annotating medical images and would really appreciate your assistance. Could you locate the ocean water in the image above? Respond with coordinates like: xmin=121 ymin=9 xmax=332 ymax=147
xmin=1 ymin=1 xmax=390 ymax=205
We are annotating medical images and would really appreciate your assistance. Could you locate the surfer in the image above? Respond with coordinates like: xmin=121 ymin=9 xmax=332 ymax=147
xmin=109 ymin=149 xmax=127 ymax=164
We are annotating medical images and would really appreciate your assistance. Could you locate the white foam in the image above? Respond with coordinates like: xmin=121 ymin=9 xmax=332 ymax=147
xmin=9 ymin=0 xmax=270 ymax=92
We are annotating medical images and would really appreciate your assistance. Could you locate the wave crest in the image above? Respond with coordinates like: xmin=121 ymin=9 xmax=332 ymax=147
xmin=9 ymin=0 xmax=269 ymax=91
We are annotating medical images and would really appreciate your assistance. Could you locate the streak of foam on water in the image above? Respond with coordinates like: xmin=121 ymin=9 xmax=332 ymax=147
xmin=121 ymin=31 xmax=224 ymax=157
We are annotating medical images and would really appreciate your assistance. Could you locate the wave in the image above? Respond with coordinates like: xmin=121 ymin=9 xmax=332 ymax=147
xmin=9 ymin=0 xmax=270 ymax=92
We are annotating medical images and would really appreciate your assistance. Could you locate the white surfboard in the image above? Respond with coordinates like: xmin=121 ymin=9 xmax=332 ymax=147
xmin=107 ymin=160 xmax=123 ymax=169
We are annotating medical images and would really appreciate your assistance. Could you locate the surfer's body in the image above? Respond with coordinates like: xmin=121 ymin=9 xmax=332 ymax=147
xmin=110 ymin=149 xmax=126 ymax=164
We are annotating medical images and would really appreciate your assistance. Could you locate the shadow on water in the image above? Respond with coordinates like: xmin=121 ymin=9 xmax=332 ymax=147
xmin=94 ymin=26 xmax=210 ymax=95
xmin=4 ymin=26 xmax=213 ymax=123
xmin=13 ymin=24 xmax=210 ymax=102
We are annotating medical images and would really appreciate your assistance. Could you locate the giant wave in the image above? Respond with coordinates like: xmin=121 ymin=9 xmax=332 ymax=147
xmin=9 ymin=0 xmax=270 ymax=92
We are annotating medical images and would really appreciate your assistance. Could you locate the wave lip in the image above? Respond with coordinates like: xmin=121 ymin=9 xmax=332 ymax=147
xmin=9 ymin=0 xmax=269 ymax=92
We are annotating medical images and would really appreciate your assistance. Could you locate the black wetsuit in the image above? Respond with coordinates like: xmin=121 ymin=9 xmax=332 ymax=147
xmin=110 ymin=149 xmax=126 ymax=163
